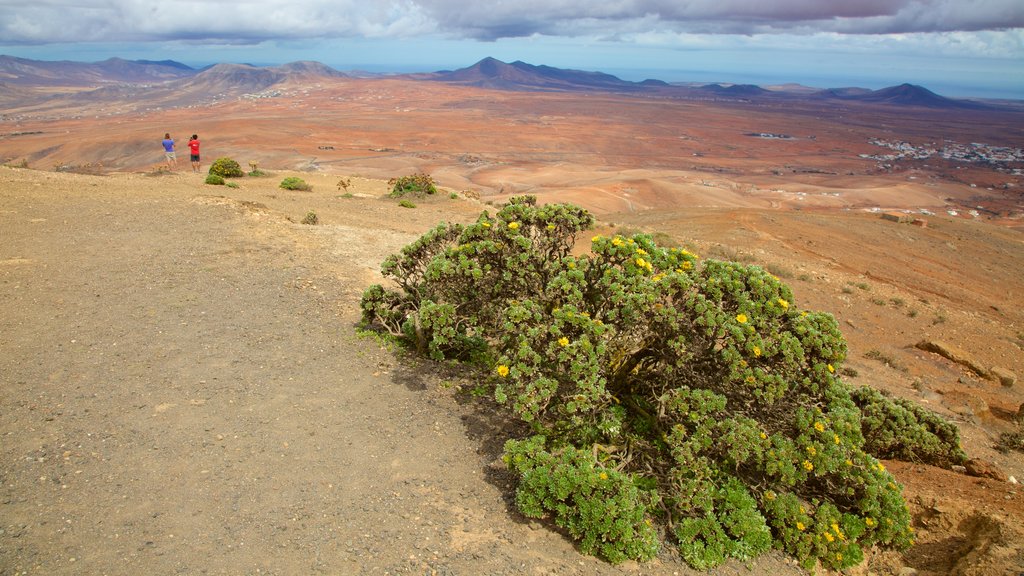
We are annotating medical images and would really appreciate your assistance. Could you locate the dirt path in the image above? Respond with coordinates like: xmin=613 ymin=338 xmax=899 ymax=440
xmin=1 ymin=168 xmax=812 ymax=575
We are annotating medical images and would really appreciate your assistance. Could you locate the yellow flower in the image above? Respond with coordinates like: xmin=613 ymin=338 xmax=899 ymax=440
xmin=814 ymin=421 xmax=825 ymax=432
xmin=599 ymin=472 xmax=608 ymax=480
xmin=806 ymin=446 xmax=817 ymax=456
xmin=877 ymin=462 xmax=886 ymax=472
xmin=845 ymin=459 xmax=854 ymax=466
xmin=834 ymin=434 xmax=841 ymax=445
xmin=496 ymin=364 xmax=510 ymax=377
xmin=803 ymin=460 xmax=814 ymax=471
xmin=753 ymin=346 xmax=762 ymax=357
xmin=482 ymin=221 xmax=491 ymax=228
xmin=592 ymin=234 xmax=602 ymax=242
xmin=827 ymin=364 xmax=835 ymax=373
xmin=637 ymin=248 xmax=648 ymax=256
xmin=681 ymin=260 xmax=693 ymax=270
xmin=865 ymin=517 xmax=875 ymax=527
xmin=778 ymin=298 xmax=789 ymax=309
xmin=547 ymin=224 xmax=556 ymax=230
xmin=796 ymin=522 xmax=805 ymax=531
xmin=508 ymin=221 xmax=520 ymax=230
xmin=765 ymin=490 xmax=776 ymax=500
xmin=567 ymin=262 xmax=576 ymax=269
xmin=824 ymin=532 xmax=834 ymax=543
xmin=746 ymin=376 xmax=756 ymax=384
xmin=736 ymin=313 xmax=748 ymax=324
xmin=558 ymin=337 xmax=569 ymax=347
xmin=612 ymin=236 xmax=623 ymax=246
xmin=836 ymin=553 xmax=843 ymax=562
xmin=760 ymin=432 xmax=767 ymax=439
xmin=652 ymin=273 xmax=665 ymax=281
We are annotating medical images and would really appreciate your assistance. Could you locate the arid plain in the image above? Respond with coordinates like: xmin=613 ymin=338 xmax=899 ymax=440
xmin=2 ymin=64 xmax=1024 ymax=574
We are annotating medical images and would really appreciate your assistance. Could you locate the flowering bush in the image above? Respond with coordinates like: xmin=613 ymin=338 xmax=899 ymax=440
xmin=389 ymin=173 xmax=437 ymax=197
xmin=361 ymin=196 xmax=965 ymax=570
xmin=208 ymin=157 xmax=244 ymax=178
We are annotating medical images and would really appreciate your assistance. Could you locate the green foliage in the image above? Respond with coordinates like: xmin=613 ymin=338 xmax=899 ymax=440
xmin=225 ymin=181 xmax=239 ymax=189
xmin=851 ymin=386 xmax=967 ymax=467
xmin=248 ymin=169 xmax=268 ymax=177
xmin=204 ymin=174 xmax=225 ymax=185
xmin=360 ymin=196 xmax=964 ymax=570
xmin=504 ymin=436 xmax=659 ymax=564
xmin=301 ymin=211 xmax=318 ymax=225
xmin=389 ymin=173 xmax=437 ymax=197
xmin=398 ymin=199 xmax=417 ymax=208
xmin=280 ymin=176 xmax=311 ymax=191
xmin=208 ymin=157 xmax=244 ymax=178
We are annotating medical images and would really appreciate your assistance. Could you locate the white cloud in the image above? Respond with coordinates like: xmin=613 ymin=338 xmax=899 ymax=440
xmin=1 ymin=0 xmax=1021 ymax=45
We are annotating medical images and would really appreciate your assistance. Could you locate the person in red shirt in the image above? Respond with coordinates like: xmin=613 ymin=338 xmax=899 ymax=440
xmin=188 ymin=135 xmax=201 ymax=173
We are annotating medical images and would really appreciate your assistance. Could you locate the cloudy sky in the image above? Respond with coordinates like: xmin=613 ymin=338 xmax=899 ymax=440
xmin=1 ymin=0 xmax=1022 ymax=98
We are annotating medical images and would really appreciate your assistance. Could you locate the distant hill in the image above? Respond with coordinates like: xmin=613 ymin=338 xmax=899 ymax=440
xmin=0 ymin=55 xmax=195 ymax=85
xmin=427 ymin=57 xmax=643 ymax=92
xmin=813 ymin=83 xmax=991 ymax=110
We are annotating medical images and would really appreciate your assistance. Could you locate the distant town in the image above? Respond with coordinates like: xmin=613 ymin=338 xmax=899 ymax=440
xmin=861 ymin=138 xmax=1024 ymax=174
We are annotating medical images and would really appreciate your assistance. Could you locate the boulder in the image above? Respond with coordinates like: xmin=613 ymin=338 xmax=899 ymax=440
xmin=990 ymin=366 xmax=1016 ymax=388
xmin=964 ymin=458 xmax=1009 ymax=482
xmin=915 ymin=339 xmax=990 ymax=379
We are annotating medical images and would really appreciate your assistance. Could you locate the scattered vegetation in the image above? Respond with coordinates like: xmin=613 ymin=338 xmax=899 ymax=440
xmin=301 ymin=211 xmax=319 ymax=225
xmin=995 ymin=430 xmax=1024 ymax=454
xmin=204 ymin=174 xmax=225 ymax=186
xmin=225 ymin=181 xmax=239 ymax=189
xmin=208 ymin=157 xmax=244 ymax=178
xmin=337 ymin=177 xmax=352 ymax=192
xmin=360 ymin=196 xmax=965 ymax=571
xmin=398 ymin=199 xmax=417 ymax=209
xmin=864 ymin=349 xmax=907 ymax=372
xmin=389 ymin=173 xmax=437 ymax=197
xmin=4 ymin=159 xmax=29 ymax=169
xmin=279 ymin=176 xmax=312 ymax=191
xmin=54 ymin=162 xmax=105 ymax=175
xmin=765 ymin=263 xmax=794 ymax=279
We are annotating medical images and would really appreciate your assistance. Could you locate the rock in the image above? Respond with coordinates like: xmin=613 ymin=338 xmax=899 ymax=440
xmin=952 ymin=465 xmax=968 ymax=474
xmin=915 ymin=339 xmax=990 ymax=379
xmin=1017 ymin=403 xmax=1024 ymax=424
xmin=965 ymin=458 xmax=1009 ymax=482
xmin=899 ymin=567 xmax=919 ymax=576
xmin=990 ymin=366 xmax=1016 ymax=388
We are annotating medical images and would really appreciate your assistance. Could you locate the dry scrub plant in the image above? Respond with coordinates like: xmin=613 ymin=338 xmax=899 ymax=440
xmin=360 ymin=196 xmax=966 ymax=570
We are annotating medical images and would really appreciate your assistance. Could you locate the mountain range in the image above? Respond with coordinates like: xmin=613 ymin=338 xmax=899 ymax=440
xmin=0 ymin=54 xmax=998 ymax=110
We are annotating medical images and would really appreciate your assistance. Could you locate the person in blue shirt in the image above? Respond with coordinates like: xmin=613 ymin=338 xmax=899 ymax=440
xmin=162 ymin=133 xmax=177 ymax=170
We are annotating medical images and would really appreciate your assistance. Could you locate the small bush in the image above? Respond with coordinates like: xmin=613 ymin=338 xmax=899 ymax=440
xmin=205 ymin=174 xmax=225 ymax=185
xmin=280 ymin=177 xmax=311 ymax=191
xmin=852 ymin=387 xmax=968 ymax=467
xmin=389 ymin=173 xmax=437 ymax=197
xmin=248 ymin=169 xmax=268 ymax=177
xmin=208 ymin=157 xmax=244 ymax=178
xmin=301 ymin=211 xmax=318 ymax=225
xmin=398 ymin=199 xmax=416 ymax=208
xmin=225 ymin=181 xmax=239 ymax=189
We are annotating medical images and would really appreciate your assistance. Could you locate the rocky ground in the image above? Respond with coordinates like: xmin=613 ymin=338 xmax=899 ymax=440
xmin=1 ymin=166 xmax=1022 ymax=575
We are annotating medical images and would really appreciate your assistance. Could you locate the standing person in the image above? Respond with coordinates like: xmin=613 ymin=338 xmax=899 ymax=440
xmin=161 ymin=133 xmax=176 ymax=170
xmin=188 ymin=134 xmax=201 ymax=173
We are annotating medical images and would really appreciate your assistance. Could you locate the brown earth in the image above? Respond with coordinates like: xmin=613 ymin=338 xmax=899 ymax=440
xmin=1 ymin=77 xmax=1023 ymax=575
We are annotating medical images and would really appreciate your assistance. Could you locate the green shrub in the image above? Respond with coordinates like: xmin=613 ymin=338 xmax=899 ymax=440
xmin=851 ymin=387 xmax=967 ymax=467
xmin=204 ymin=174 xmax=225 ymax=185
xmin=208 ymin=157 xmax=244 ymax=178
xmin=361 ymin=196 xmax=965 ymax=570
xmin=504 ymin=436 xmax=659 ymax=564
xmin=398 ymin=199 xmax=416 ymax=209
xmin=389 ymin=173 xmax=437 ymax=197
xmin=225 ymin=181 xmax=239 ymax=189
xmin=280 ymin=176 xmax=311 ymax=191
xmin=301 ymin=211 xmax=318 ymax=225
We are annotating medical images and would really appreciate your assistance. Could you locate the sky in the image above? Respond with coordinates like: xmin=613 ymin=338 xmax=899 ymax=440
xmin=1 ymin=1 xmax=1022 ymax=99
